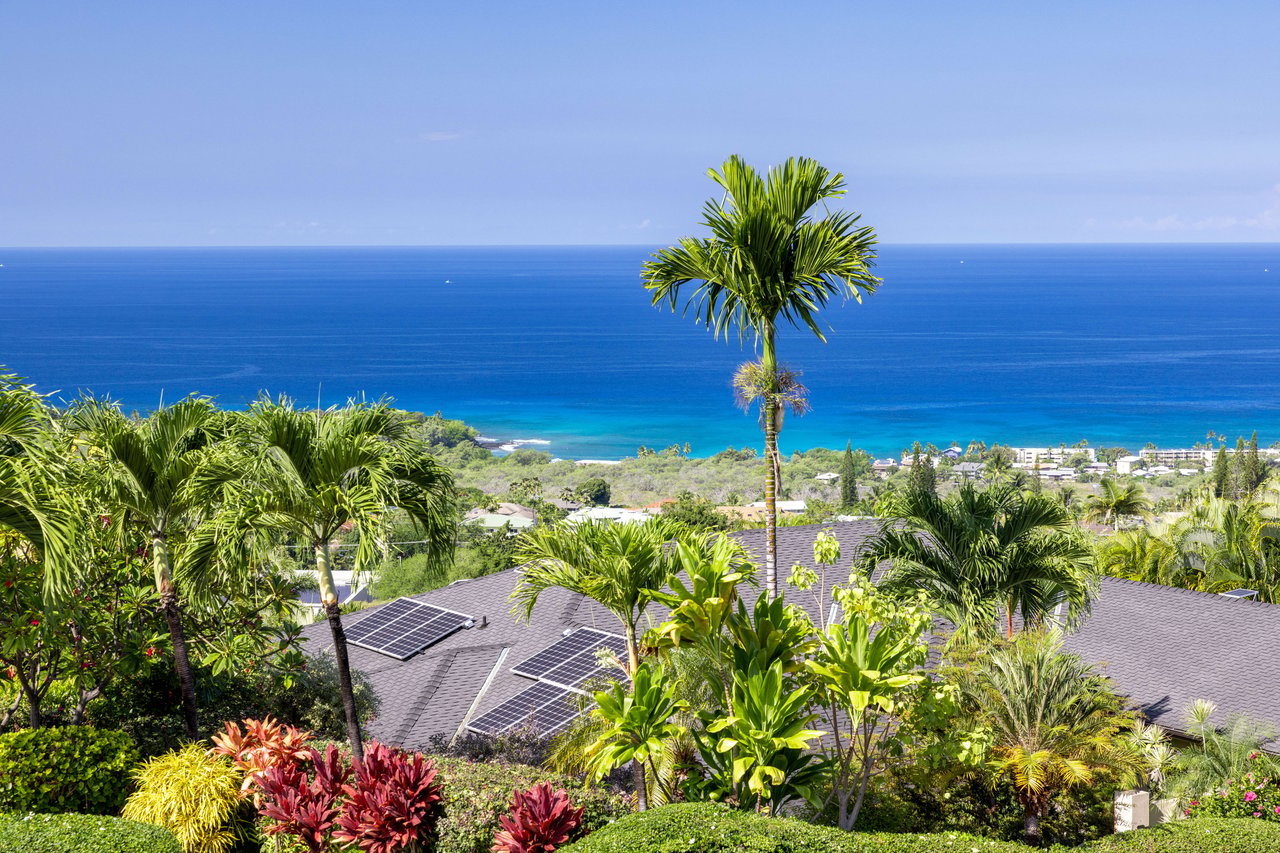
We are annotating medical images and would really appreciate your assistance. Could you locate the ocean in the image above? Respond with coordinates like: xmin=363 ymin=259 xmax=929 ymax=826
xmin=2 ymin=244 xmax=1278 ymax=459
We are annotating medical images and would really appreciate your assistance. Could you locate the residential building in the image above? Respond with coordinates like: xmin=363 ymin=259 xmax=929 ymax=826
xmin=1116 ymin=455 xmax=1144 ymax=475
xmin=300 ymin=523 xmax=1280 ymax=752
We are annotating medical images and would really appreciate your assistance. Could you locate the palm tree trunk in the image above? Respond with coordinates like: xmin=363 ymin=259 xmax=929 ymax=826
xmin=762 ymin=330 xmax=778 ymax=599
xmin=317 ymin=542 xmax=365 ymax=765
xmin=1023 ymin=806 xmax=1041 ymax=846
xmin=632 ymin=758 xmax=649 ymax=811
xmin=624 ymin=621 xmax=639 ymax=675
xmin=153 ymin=534 xmax=200 ymax=739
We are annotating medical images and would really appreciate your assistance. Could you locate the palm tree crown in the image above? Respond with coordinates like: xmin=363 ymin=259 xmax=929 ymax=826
xmin=865 ymin=483 xmax=1094 ymax=640
xmin=1084 ymin=479 xmax=1153 ymax=531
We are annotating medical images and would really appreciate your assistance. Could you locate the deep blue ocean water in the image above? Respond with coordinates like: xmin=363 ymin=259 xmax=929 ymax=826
xmin=2 ymin=244 xmax=1279 ymax=459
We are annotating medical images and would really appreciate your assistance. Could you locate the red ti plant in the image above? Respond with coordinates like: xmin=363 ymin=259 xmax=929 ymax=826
xmin=210 ymin=715 xmax=313 ymax=802
xmin=334 ymin=741 xmax=446 ymax=853
xmin=256 ymin=744 xmax=351 ymax=853
xmin=492 ymin=782 xmax=585 ymax=853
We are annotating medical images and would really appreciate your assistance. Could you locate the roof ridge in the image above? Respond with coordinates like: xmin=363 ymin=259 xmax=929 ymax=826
xmin=1100 ymin=575 xmax=1280 ymax=611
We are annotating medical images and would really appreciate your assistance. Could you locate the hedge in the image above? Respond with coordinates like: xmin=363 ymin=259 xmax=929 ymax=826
xmin=1074 ymin=817 xmax=1280 ymax=852
xmin=558 ymin=802 xmax=1029 ymax=853
xmin=0 ymin=727 xmax=138 ymax=815
xmin=430 ymin=755 xmax=630 ymax=853
xmin=0 ymin=812 xmax=182 ymax=853
xmin=559 ymin=804 xmax=1280 ymax=853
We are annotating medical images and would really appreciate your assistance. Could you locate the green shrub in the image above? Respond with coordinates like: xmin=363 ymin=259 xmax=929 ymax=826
xmin=122 ymin=744 xmax=249 ymax=853
xmin=1185 ymin=773 xmax=1280 ymax=822
xmin=0 ymin=726 xmax=138 ymax=815
xmin=1076 ymin=817 xmax=1280 ymax=852
xmin=558 ymin=802 xmax=1030 ymax=853
xmin=430 ymin=756 xmax=629 ymax=853
xmin=0 ymin=812 xmax=181 ymax=853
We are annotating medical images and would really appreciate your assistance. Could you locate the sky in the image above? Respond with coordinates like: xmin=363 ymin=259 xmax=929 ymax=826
xmin=3 ymin=1 xmax=1278 ymax=246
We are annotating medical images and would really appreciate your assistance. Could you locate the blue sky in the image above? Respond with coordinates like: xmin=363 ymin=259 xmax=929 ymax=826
xmin=3 ymin=1 xmax=1277 ymax=246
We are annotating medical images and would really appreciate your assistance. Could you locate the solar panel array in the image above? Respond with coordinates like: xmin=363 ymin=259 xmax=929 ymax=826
xmin=467 ymin=682 xmax=581 ymax=736
xmin=510 ymin=627 xmax=628 ymax=692
xmin=345 ymin=597 xmax=473 ymax=660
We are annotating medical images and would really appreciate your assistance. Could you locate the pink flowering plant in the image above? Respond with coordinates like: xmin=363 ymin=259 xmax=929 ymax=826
xmin=1186 ymin=769 xmax=1280 ymax=822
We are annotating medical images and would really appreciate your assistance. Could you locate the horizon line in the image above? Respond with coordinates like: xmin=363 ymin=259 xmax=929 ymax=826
xmin=3 ymin=240 xmax=1279 ymax=251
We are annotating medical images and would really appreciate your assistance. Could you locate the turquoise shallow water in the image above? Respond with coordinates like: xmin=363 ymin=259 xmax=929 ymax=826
xmin=2 ymin=244 xmax=1279 ymax=458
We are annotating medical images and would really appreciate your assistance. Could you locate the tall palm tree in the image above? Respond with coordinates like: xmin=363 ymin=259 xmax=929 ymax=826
xmin=864 ymin=483 xmax=1094 ymax=640
xmin=512 ymin=518 xmax=693 ymax=672
xmin=1084 ymin=479 xmax=1152 ymax=531
xmin=228 ymin=398 xmax=456 ymax=763
xmin=956 ymin=632 xmax=1138 ymax=846
xmin=70 ymin=396 xmax=224 ymax=739
xmin=643 ymin=155 xmax=879 ymax=598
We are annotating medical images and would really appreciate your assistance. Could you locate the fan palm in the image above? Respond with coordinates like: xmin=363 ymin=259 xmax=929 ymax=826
xmin=1084 ymin=479 xmax=1153 ymax=531
xmin=228 ymin=398 xmax=456 ymax=762
xmin=644 ymin=155 xmax=879 ymax=598
xmin=864 ymin=483 xmax=1094 ymax=640
xmin=69 ymin=396 xmax=225 ymax=738
xmin=957 ymin=632 xmax=1138 ymax=845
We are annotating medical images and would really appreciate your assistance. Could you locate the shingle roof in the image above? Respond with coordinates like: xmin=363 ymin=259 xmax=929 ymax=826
xmin=299 ymin=522 xmax=1280 ymax=749
xmin=1060 ymin=577 xmax=1280 ymax=737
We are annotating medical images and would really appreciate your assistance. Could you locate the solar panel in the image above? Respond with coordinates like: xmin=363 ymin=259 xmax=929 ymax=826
xmin=467 ymin=682 xmax=584 ymax=736
xmin=510 ymin=627 xmax=627 ymax=692
xmin=345 ymin=598 xmax=473 ymax=660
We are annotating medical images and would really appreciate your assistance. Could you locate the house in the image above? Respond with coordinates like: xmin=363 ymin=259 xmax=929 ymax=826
xmin=871 ymin=459 xmax=898 ymax=478
xmin=814 ymin=472 xmax=840 ymax=482
xmin=747 ymin=499 xmax=807 ymax=514
xmin=565 ymin=506 xmax=651 ymax=525
xmin=298 ymin=523 xmax=1280 ymax=752
xmin=1116 ymin=455 xmax=1144 ymax=475
xmin=463 ymin=502 xmax=538 ymax=532
xmin=940 ymin=447 xmax=963 ymax=460
xmin=294 ymin=569 xmax=374 ymax=618
xmin=953 ymin=462 xmax=984 ymax=480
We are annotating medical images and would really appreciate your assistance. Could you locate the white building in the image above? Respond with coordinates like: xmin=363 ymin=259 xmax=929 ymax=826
xmin=1116 ymin=455 xmax=1144 ymax=475
xmin=748 ymin=500 xmax=808 ymax=514
xmin=565 ymin=506 xmax=651 ymax=525
xmin=1011 ymin=446 xmax=1097 ymax=466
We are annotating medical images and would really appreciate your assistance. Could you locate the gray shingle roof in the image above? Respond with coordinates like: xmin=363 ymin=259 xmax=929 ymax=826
xmin=300 ymin=522 xmax=1280 ymax=749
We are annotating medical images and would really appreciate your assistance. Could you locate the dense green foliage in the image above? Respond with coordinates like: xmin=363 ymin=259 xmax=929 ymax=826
xmin=0 ymin=726 xmax=138 ymax=815
xmin=429 ymin=756 xmax=629 ymax=853
xmin=558 ymin=802 xmax=1030 ymax=853
xmin=0 ymin=812 xmax=182 ymax=853
xmin=1079 ymin=818 xmax=1280 ymax=852
xmin=560 ymin=805 xmax=1280 ymax=853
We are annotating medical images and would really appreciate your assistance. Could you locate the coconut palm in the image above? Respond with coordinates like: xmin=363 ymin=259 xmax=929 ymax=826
xmin=69 ymin=396 xmax=225 ymax=739
xmin=512 ymin=518 xmax=695 ymax=673
xmin=957 ymin=632 xmax=1138 ymax=845
xmin=1084 ymin=479 xmax=1153 ymax=531
xmin=643 ymin=155 xmax=879 ymax=598
xmin=228 ymin=398 xmax=456 ymax=763
xmin=864 ymin=483 xmax=1094 ymax=640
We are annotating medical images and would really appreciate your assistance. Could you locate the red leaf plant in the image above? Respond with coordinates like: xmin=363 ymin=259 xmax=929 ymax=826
xmin=210 ymin=715 xmax=314 ymax=801
xmin=492 ymin=782 xmax=585 ymax=853
xmin=256 ymin=744 xmax=352 ymax=853
xmin=334 ymin=741 xmax=446 ymax=853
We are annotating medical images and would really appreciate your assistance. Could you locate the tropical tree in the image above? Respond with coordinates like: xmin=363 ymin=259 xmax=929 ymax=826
xmin=70 ymin=396 xmax=225 ymax=739
xmin=585 ymin=662 xmax=686 ymax=811
xmin=1084 ymin=479 xmax=1153 ymax=531
xmin=731 ymin=360 xmax=810 ymax=524
xmin=511 ymin=518 xmax=693 ymax=672
xmin=1167 ymin=699 xmax=1280 ymax=799
xmin=227 ymin=399 xmax=457 ymax=762
xmin=643 ymin=155 xmax=879 ymax=598
xmin=864 ymin=483 xmax=1094 ymax=640
xmin=0 ymin=372 xmax=74 ymax=595
xmin=956 ymin=632 xmax=1139 ymax=846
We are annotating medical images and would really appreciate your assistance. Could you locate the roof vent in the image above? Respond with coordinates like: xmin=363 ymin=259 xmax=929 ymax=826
xmin=1219 ymin=588 xmax=1258 ymax=600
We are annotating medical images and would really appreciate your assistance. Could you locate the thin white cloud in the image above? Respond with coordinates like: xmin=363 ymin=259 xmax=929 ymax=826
xmin=1107 ymin=184 xmax=1280 ymax=233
